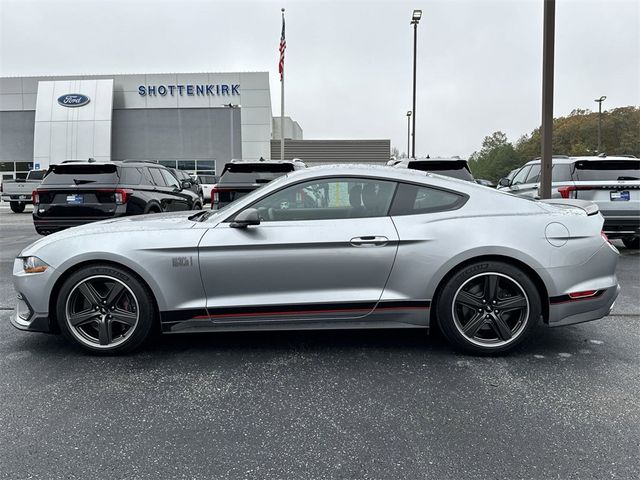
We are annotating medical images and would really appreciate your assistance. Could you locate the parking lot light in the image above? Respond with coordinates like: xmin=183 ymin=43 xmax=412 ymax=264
xmin=410 ymin=9 xmax=422 ymax=159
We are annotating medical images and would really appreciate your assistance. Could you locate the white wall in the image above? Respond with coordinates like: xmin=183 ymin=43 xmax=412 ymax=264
xmin=34 ymin=79 xmax=113 ymax=167
xmin=0 ymin=72 xmax=275 ymax=161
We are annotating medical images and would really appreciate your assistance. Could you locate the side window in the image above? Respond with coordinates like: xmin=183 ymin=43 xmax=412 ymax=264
xmin=161 ymin=169 xmax=180 ymax=188
xmin=140 ymin=168 xmax=155 ymax=186
xmin=149 ymin=168 xmax=167 ymax=187
xmin=511 ymin=166 xmax=531 ymax=186
xmin=390 ymin=183 xmax=466 ymax=216
xmin=525 ymin=164 xmax=541 ymax=183
xmin=120 ymin=167 xmax=142 ymax=185
xmin=248 ymin=178 xmax=396 ymax=222
xmin=552 ymin=164 xmax=572 ymax=182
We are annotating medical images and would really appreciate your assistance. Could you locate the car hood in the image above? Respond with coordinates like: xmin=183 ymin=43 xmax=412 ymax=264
xmin=21 ymin=211 xmax=197 ymax=256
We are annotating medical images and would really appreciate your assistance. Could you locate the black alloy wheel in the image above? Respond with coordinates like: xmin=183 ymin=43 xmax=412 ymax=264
xmin=56 ymin=264 xmax=154 ymax=354
xmin=437 ymin=261 xmax=541 ymax=354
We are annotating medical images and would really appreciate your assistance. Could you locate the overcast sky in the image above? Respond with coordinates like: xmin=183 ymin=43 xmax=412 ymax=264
xmin=1 ymin=0 xmax=638 ymax=158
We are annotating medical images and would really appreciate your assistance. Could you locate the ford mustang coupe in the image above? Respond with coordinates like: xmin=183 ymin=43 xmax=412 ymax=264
xmin=12 ymin=165 xmax=619 ymax=355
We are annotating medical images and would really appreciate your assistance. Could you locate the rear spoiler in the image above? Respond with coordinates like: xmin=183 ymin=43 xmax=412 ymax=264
xmin=540 ymin=198 xmax=599 ymax=216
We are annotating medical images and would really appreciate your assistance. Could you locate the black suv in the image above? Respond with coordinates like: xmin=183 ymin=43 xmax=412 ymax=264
xmin=33 ymin=161 xmax=202 ymax=235
xmin=212 ymin=159 xmax=306 ymax=209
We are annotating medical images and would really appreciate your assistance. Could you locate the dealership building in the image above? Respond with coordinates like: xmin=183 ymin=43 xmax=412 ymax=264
xmin=0 ymin=71 xmax=389 ymax=180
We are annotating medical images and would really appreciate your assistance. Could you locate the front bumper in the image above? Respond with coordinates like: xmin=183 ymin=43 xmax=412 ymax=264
xmin=548 ymin=284 xmax=620 ymax=327
xmin=11 ymin=258 xmax=59 ymax=333
xmin=11 ymin=293 xmax=52 ymax=332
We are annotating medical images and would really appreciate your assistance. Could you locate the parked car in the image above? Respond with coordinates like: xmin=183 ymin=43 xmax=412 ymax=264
xmin=496 ymin=167 xmax=524 ymax=191
xmin=169 ymin=168 xmax=203 ymax=202
xmin=193 ymin=174 xmax=217 ymax=204
xmin=498 ymin=155 xmax=639 ymax=248
xmin=394 ymin=157 xmax=475 ymax=182
xmin=1 ymin=170 xmax=46 ymax=213
xmin=32 ymin=161 xmax=202 ymax=235
xmin=211 ymin=158 xmax=306 ymax=209
xmin=13 ymin=165 xmax=618 ymax=355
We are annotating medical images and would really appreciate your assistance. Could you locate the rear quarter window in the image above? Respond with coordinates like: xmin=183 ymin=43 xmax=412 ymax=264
xmin=389 ymin=183 xmax=467 ymax=215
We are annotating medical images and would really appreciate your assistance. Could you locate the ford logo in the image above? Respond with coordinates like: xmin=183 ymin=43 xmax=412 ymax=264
xmin=57 ymin=94 xmax=90 ymax=108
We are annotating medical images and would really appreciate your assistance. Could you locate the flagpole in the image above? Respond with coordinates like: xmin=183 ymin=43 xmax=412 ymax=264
xmin=280 ymin=8 xmax=285 ymax=161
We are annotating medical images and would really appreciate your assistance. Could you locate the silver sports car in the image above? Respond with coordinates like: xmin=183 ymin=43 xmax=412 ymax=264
xmin=12 ymin=165 xmax=620 ymax=355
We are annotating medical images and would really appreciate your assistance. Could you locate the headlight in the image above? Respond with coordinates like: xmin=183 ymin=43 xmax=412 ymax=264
xmin=22 ymin=256 xmax=49 ymax=274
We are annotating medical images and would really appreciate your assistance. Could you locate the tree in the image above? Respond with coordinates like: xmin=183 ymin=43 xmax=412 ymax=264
xmin=468 ymin=131 xmax=524 ymax=181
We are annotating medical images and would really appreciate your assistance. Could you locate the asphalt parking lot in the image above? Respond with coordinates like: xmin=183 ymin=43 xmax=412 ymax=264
xmin=1 ymin=205 xmax=639 ymax=480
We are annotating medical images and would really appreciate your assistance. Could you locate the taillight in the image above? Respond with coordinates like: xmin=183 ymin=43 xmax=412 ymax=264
xmin=211 ymin=186 xmax=220 ymax=208
xmin=558 ymin=185 xmax=594 ymax=199
xmin=114 ymin=188 xmax=129 ymax=204
xmin=32 ymin=190 xmax=39 ymax=205
xmin=568 ymin=290 xmax=598 ymax=299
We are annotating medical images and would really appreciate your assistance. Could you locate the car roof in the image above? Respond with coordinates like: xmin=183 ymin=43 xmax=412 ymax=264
xmin=400 ymin=156 xmax=469 ymax=164
xmin=523 ymin=155 xmax=638 ymax=166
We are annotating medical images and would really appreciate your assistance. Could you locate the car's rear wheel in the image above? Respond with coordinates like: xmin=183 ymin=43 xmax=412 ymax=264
xmin=193 ymin=201 xmax=202 ymax=210
xmin=10 ymin=201 xmax=26 ymax=213
xmin=56 ymin=264 xmax=155 ymax=354
xmin=437 ymin=261 xmax=540 ymax=354
xmin=622 ymin=236 xmax=639 ymax=250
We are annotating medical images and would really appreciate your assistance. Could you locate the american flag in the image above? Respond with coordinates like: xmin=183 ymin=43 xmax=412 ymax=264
xmin=279 ymin=10 xmax=286 ymax=81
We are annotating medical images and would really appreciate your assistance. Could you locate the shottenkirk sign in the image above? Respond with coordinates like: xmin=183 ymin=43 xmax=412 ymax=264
xmin=138 ymin=84 xmax=240 ymax=97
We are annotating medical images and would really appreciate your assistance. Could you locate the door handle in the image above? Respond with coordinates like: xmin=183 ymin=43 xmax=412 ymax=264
xmin=350 ymin=236 xmax=389 ymax=247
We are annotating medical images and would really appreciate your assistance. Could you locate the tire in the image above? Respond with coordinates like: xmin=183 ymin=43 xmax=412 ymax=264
xmin=622 ymin=237 xmax=640 ymax=250
xmin=10 ymin=201 xmax=25 ymax=213
xmin=192 ymin=201 xmax=202 ymax=210
xmin=55 ymin=264 xmax=155 ymax=354
xmin=436 ymin=261 xmax=541 ymax=355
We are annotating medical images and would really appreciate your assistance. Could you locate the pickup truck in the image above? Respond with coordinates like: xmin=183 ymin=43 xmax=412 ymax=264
xmin=1 ymin=170 xmax=46 ymax=213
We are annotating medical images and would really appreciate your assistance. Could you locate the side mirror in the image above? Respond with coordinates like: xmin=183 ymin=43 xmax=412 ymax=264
xmin=498 ymin=177 xmax=511 ymax=187
xmin=230 ymin=208 xmax=260 ymax=228
xmin=181 ymin=180 xmax=191 ymax=189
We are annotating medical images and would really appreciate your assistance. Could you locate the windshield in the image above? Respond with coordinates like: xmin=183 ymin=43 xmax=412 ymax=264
xmin=219 ymin=163 xmax=294 ymax=184
xmin=407 ymin=160 xmax=474 ymax=181
xmin=28 ymin=170 xmax=46 ymax=181
xmin=198 ymin=175 xmax=217 ymax=184
xmin=42 ymin=164 xmax=120 ymax=185
xmin=573 ymin=160 xmax=640 ymax=181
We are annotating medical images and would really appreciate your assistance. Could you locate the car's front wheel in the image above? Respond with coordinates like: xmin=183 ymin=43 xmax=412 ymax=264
xmin=56 ymin=264 xmax=155 ymax=354
xmin=437 ymin=261 xmax=540 ymax=354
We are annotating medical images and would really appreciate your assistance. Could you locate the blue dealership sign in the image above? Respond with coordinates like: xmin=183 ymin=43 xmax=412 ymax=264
xmin=138 ymin=84 xmax=240 ymax=97
xmin=57 ymin=94 xmax=91 ymax=107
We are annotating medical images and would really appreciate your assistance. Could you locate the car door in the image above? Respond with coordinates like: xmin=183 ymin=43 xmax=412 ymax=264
xmin=159 ymin=169 xmax=190 ymax=211
xmin=506 ymin=165 xmax=532 ymax=196
xmin=197 ymin=177 xmax=400 ymax=322
xmin=516 ymin=163 xmax=541 ymax=198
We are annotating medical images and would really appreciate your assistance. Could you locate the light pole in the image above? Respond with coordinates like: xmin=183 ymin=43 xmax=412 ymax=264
xmin=594 ymin=95 xmax=606 ymax=153
xmin=406 ymin=111 xmax=412 ymax=157
xmin=410 ymin=9 xmax=422 ymax=159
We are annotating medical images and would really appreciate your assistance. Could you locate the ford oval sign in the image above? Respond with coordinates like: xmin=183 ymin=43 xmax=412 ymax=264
xmin=57 ymin=94 xmax=90 ymax=108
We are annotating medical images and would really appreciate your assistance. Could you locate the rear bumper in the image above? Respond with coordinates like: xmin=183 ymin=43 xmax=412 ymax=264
xmin=602 ymin=216 xmax=640 ymax=237
xmin=548 ymin=284 xmax=619 ymax=327
xmin=1 ymin=194 xmax=32 ymax=203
